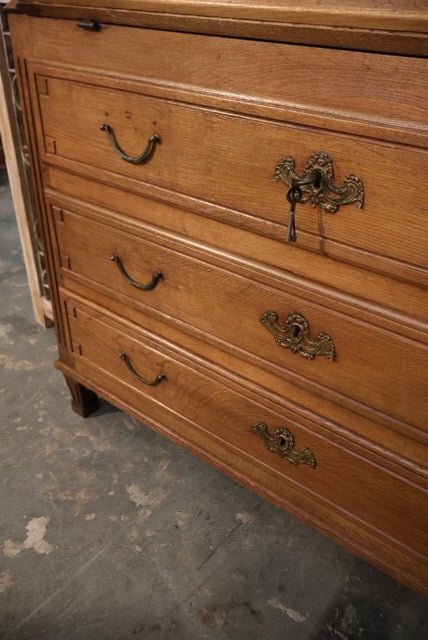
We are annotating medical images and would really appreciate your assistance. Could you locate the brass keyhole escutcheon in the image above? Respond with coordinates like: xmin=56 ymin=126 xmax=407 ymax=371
xmin=252 ymin=421 xmax=316 ymax=468
xmin=275 ymin=151 xmax=364 ymax=242
xmin=261 ymin=310 xmax=335 ymax=361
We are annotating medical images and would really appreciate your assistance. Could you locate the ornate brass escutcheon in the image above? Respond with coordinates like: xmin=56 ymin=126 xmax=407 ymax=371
xmin=100 ymin=123 xmax=160 ymax=164
xmin=252 ymin=421 xmax=316 ymax=468
xmin=261 ymin=310 xmax=335 ymax=360
xmin=274 ymin=151 xmax=364 ymax=241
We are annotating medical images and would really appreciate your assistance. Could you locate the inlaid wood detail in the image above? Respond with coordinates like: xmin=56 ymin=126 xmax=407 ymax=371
xmin=44 ymin=135 xmax=56 ymax=154
xmin=60 ymin=254 xmax=71 ymax=270
xmin=36 ymin=75 xmax=49 ymax=95
xmin=72 ymin=341 xmax=83 ymax=355
xmin=64 ymin=301 xmax=77 ymax=319
xmin=52 ymin=206 xmax=64 ymax=223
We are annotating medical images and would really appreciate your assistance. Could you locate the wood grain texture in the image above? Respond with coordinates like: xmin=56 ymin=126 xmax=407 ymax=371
xmin=45 ymin=171 xmax=428 ymax=326
xmin=47 ymin=202 xmax=428 ymax=431
xmin=56 ymin=354 xmax=428 ymax=595
xmin=55 ymin=272 xmax=428 ymax=474
xmin=31 ymin=69 xmax=428 ymax=286
xmin=13 ymin=0 xmax=428 ymax=32
xmin=8 ymin=4 xmax=428 ymax=596
xmin=58 ymin=292 xmax=428 ymax=590
xmin=18 ymin=21 xmax=428 ymax=145
xmin=9 ymin=0 xmax=428 ymax=55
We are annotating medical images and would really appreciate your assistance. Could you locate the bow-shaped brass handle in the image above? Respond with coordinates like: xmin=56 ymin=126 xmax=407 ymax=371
xmin=110 ymin=255 xmax=162 ymax=291
xmin=100 ymin=123 xmax=160 ymax=164
xmin=119 ymin=352 xmax=166 ymax=386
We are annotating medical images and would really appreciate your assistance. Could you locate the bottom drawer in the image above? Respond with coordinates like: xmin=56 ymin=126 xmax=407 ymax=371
xmin=60 ymin=293 xmax=428 ymax=594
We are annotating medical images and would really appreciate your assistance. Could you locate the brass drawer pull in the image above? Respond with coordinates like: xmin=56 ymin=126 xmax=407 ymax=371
xmin=275 ymin=151 xmax=364 ymax=242
xmin=261 ymin=310 xmax=335 ymax=360
xmin=119 ymin=352 xmax=166 ymax=386
xmin=252 ymin=421 xmax=316 ymax=468
xmin=110 ymin=255 xmax=162 ymax=291
xmin=100 ymin=123 xmax=160 ymax=164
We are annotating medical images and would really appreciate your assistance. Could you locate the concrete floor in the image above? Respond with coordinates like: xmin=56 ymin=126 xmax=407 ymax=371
xmin=0 ymin=167 xmax=427 ymax=639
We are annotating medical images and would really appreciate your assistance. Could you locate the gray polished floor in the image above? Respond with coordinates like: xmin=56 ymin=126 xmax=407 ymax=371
xmin=0 ymin=168 xmax=427 ymax=639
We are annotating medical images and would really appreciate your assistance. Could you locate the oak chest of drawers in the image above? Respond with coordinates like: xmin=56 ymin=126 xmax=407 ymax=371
xmin=8 ymin=0 xmax=428 ymax=595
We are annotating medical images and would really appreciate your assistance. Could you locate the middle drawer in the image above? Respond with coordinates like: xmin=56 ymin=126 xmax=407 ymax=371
xmin=48 ymin=200 xmax=427 ymax=432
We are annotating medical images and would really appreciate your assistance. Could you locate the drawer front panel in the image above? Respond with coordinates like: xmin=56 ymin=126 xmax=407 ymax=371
xmin=9 ymin=10 xmax=428 ymax=597
xmin=35 ymin=72 xmax=428 ymax=280
xmin=45 ymin=170 xmax=428 ymax=323
xmin=16 ymin=16 xmax=428 ymax=143
xmin=50 ymin=204 xmax=428 ymax=430
xmin=62 ymin=295 xmax=428 ymax=562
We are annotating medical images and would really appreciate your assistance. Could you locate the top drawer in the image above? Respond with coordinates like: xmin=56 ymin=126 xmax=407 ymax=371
xmin=12 ymin=15 xmax=428 ymax=145
xmin=11 ymin=16 xmax=428 ymax=287
xmin=31 ymin=68 xmax=428 ymax=287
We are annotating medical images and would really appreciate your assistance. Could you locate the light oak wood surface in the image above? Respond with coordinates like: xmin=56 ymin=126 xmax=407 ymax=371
xmin=34 ymin=71 xmax=427 ymax=281
xmin=15 ymin=0 xmax=428 ymax=31
xmin=8 ymin=0 xmax=428 ymax=596
xmin=48 ymin=202 xmax=427 ymax=430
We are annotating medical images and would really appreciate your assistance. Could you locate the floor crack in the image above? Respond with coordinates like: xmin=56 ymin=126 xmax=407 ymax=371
xmin=197 ymin=501 xmax=263 ymax=571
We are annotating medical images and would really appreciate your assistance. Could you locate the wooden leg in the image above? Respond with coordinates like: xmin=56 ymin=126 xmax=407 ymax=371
xmin=64 ymin=375 xmax=99 ymax=417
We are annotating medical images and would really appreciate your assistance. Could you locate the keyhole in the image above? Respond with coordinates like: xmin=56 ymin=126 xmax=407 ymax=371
xmin=291 ymin=324 xmax=303 ymax=341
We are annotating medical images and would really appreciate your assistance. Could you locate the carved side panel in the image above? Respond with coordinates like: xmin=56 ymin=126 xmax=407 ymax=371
xmin=0 ymin=11 xmax=52 ymax=323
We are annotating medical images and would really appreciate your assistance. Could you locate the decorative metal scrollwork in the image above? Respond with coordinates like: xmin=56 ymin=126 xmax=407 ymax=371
xmin=110 ymin=255 xmax=162 ymax=291
xmin=100 ymin=123 xmax=160 ymax=164
xmin=275 ymin=151 xmax=364 ymax=213
xmin=261 ymin=310 xmax=335 ymax=361
xmin=252 ymin=421 xmax=316 ymax=468
xmin=275 ymin=151 xmax=364 ymax=241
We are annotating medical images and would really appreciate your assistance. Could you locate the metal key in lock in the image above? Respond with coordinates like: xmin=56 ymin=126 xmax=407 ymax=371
xmin=286 ymin=184 xmax=303 ymax=242
xmin=275 ymin=151 xmax=364 ymax=243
